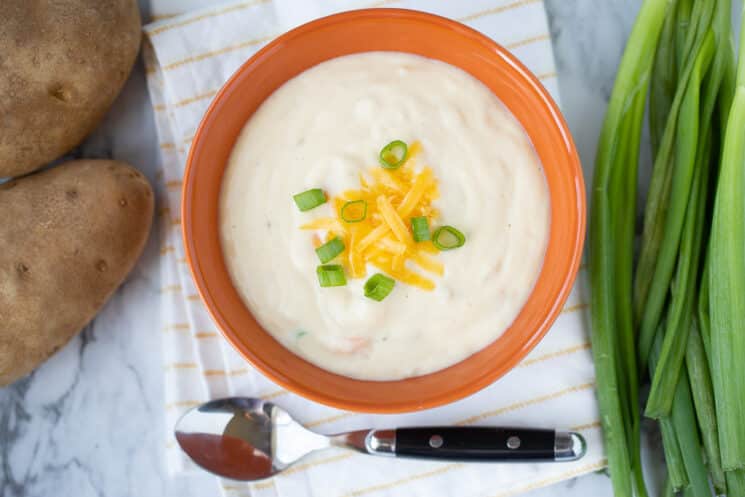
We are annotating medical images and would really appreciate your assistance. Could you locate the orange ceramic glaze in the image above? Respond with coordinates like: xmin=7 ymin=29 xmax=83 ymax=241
xmin=182 ymin=9 xmax=585 ymax=413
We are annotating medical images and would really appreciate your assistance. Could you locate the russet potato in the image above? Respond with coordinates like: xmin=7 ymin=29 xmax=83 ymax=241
xmin=0 ymin=160 xmax=154 ymax=385
xmin=0 ymin=0 xmax=141 ymax=177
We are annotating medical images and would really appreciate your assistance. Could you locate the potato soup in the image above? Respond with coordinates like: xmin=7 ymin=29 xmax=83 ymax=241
xmin=220 ymin=52 xmax=550 ymax=380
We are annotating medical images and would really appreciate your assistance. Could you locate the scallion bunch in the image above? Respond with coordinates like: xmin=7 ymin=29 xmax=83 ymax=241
xmin=590 ymin=0 xmax=745 ymax=495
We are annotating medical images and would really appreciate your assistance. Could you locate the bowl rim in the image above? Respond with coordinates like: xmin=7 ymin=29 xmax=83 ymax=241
xmin=182 ymin=7 xmax=586 ymax=413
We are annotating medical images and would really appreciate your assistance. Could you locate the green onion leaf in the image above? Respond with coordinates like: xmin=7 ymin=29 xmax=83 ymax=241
xmin=645 ymin=46 xmax=715 ymax=418
xmin=315 ymin=237 xmax=345 ymax=263
xmin=432 ymin=226 xmax=465 ymax=250
xmin=364 ymin=273 xmax=395 ymax=301
xmin=650 ymin=325 xmax=688 ymax=491
xmin=659 ymin=418 xmax=687 ymax=491
xmin=316 ymin=265 xmax=346 ymax=287
xmin=670 ymin=365 xmax=711 ymax=497
xmin=726 ymin=471 xmax=745 ymax=496
xmin=686 ymin=320 xmax=726 ymax=493
xmin=378 ymin=140 xmax=408 ymax=170
xmin=293 ymin=188 xmax=326 ymax=211
xmin=709 ymin=2 xmax=745 ymax=471
xmin=588 ymin=0 xmax=667 ymax=495
xmin=634 ymin=1 xmax=717 ymax=366
xmin=661 ymin=477 xmax=674 ymax=497
xmin=410 ymin=216 xmax=430 ymax=242
xmin=341 ymin=200 xmax=367 ymax=223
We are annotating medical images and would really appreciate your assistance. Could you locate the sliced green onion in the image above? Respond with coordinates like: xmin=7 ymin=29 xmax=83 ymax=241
xmin=378 ymin=140 xmax=408 ymax=170
xmin=341 ymin=200 xmax=367 ymax=223
xmin=432 ymin=226 xmax=466 ymax=250
xmin=316 ymin=265 xmax=346 ymax=287
xmin=364 ymin=273 xmax=395 ymax=301
xmin=315 ymin=237 xmax=345 ymax=263
xmin=293 ymin=188 xmax=326 ymax=211
xmin=411 ymin=216 xmax=430 ymax=242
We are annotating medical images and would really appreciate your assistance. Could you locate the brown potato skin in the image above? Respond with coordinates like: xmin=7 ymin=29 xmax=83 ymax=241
xmin=0 ymin=0 xmax=141 ymax=177
xmin=0 ymin=160 xmax=154 ymax=385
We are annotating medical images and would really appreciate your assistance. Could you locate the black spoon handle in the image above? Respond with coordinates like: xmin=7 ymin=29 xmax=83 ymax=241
xmin=366 ymin=427 xmax=586 ymax=462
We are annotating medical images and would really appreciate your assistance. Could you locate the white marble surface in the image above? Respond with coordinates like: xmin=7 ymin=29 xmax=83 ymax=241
xmin=0 ymin=1 xmax=653 ymax=496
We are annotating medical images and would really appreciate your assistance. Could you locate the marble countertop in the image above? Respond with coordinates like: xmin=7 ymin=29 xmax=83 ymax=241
xmin=0 ymin=1 xmax=647 ymax=496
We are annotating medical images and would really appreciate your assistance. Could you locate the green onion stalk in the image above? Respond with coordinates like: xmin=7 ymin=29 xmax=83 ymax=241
xmin=644 ymin=0 xmax=735 ymax=420
xmin=709 ymin=2 xmax=745 ymax=473
xmin=726 ymin=470 xmax=745 ymax=495
xmin=654 ymin=323 xmax=688 ymax=492
xmin=589 ymin=1 xmax=667 ymax=495
xmin=650 ymin=333 xmax=710 ymax=497
xmin=644 ymin=30 xmax=715 ymax=419
xmin=679 ymin=5 xmax=734 ymax=494
xmin=669 ymin=365 xmax=711 ymax=497
xmin=686 ymin=320 xmax=726 ymax=493
xmin=634 ymin=0 xmax=716 ymax=370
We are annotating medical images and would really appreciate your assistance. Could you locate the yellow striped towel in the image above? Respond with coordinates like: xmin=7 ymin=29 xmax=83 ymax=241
xmin=143 ymin=1 xmax=602 ymax=496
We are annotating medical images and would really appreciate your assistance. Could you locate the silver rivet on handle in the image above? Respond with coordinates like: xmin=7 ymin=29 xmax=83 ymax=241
xmin=428 ymin=435 xmax=444 ymax=448
xmin=506 ymin=436 xmax=521 ymax=449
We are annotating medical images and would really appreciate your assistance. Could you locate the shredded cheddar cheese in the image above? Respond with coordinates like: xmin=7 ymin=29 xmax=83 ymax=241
xmin=300 ymin=141 xmax=444 ymax=290
xmin=377 ymin=195 xmax=414 ymax=246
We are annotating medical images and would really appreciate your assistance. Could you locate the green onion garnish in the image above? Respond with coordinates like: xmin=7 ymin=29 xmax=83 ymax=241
xmin=410 ymin=216 xmax=430 ymax=242
xmin=378 ymin=140 xmax=408 ymax=170
xmin=293 ymin=188 xmax=326 ymax=211
xmin=432 ymin=226 xmax=466 ymax=250
xmin=341 ymin=200 xmax=367 ymax=223
xmin=364 ymin=273 xmax=395 ymax=301
xmin=315 ymin=237 xmax=345 ymax=263
xmin=316 ymin=265 xmax=346 ymax=287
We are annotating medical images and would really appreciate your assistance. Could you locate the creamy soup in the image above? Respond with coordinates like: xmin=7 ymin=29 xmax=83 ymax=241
xmin=220 ymin=52 xmax=550 ymax=381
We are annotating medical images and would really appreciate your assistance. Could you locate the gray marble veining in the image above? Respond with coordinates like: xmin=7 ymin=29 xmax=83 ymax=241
xmin=0 ymin=1 xmax=655 ymax=496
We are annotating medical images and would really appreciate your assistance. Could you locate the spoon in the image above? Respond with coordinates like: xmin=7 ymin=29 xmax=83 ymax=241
xmin=175 ymin=397 xmax=587 ymax=481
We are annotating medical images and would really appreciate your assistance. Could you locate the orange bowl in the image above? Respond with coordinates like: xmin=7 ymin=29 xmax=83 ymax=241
xmin=183 ymin=8 xmax=585 ymax=413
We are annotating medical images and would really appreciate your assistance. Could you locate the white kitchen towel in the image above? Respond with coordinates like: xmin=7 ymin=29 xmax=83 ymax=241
xmin=142 ymin=1 xmax=604 ymax=496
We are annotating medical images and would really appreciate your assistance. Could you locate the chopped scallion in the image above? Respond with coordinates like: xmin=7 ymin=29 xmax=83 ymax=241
xmin=341 ymin=200 xmax=367 ymax=223
xmin=432 ymin=226 xmax=466 ymax=250
xmin=378 ymin=140 xmax=408 ymax=170
xmin=315 ymin=237 xmax=345 ymax=263
xmin=293 ymin=188 xmax=326 ymax=211
xmin=411 ymin=216 xmax=430 ymax=242
xmin=316 ymin=265 xmax=346 ymax=287
xmin=364 ymin=273 xmax=395 ymax=301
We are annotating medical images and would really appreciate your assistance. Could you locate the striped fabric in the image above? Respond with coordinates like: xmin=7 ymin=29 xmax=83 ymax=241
xmin=143 ymin=1 xmax=603 ymax=496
